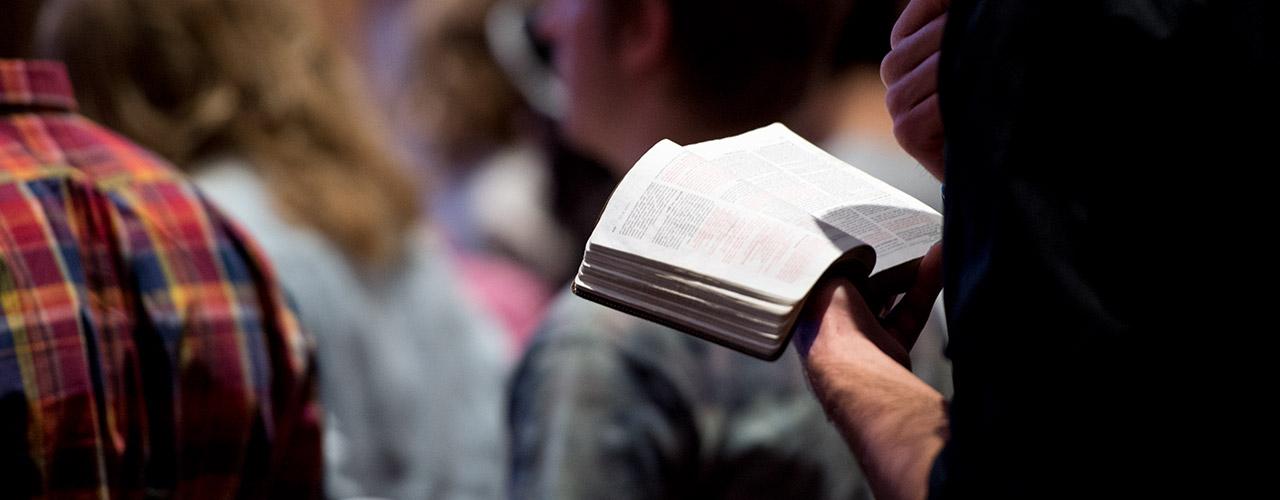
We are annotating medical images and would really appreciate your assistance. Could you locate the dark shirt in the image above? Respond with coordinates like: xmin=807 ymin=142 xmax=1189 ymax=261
xmin=935 ymin=1 xmax=1274 ymax=497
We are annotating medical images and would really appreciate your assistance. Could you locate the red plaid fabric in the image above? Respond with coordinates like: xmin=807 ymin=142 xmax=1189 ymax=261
xmin=0 ymin=60 xmax=321 ymax=499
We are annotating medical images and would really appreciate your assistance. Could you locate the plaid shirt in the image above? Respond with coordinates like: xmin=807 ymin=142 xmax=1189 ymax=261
xmin=0 ymin=60 xmax=321 ymax=498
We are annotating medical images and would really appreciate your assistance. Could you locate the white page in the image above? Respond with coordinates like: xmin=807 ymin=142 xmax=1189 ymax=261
xmin=687 ymin=124 xmax=942 ymax=273
xmin=587 ymin=140 xmax=850 ymax=303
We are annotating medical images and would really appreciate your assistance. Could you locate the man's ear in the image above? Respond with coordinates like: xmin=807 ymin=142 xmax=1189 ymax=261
xmin=617 ymin=0 xmax=671 ymax=76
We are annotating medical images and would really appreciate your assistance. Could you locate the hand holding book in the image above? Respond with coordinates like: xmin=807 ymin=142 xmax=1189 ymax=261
xmin=573 ymin=124 xmax=942 ymax=360
xmin=796 ymin=243 xmax=944 ymax=367
xmin=793 ymin=270 xmax=948 ymax=500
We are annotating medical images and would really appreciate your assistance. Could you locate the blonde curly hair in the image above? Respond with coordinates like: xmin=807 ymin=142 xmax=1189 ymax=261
xmin=40 ymin=0 xmax=420 ymax=268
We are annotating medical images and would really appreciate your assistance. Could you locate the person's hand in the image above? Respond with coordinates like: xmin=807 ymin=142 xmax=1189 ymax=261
xmin=882 ymin=0 xmax=949 ymax=180
xmin=792 ymin=244 xmax=947 ymax=500
xmin=795 ymin=243 xmax=943 ymax=368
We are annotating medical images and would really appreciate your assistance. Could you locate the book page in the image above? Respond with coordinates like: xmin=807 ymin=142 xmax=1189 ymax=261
xmin=587 ymin=140 xmax=856 ymax=303
xmin=687 ymin=124 xmax=942 ymax=274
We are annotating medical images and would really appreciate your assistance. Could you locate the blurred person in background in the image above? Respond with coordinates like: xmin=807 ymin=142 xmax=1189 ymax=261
xmin=507 ymin=0 xmax=952 ymax=498
xmin=1 ymin=0 xmax=320 ymax=496
xmin=393 ymin=0 xmax=565 ymax=347
xmin=39 ymin=0 xmax=510 ymax=498
xmin=419 ymin=0 xmax=623 ymax=294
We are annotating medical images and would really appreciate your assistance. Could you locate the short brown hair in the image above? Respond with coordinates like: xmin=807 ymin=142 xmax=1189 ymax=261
xmin=400 ymin=0 xmax=529 ymax=166
xmin=607 ymin=0 xmax=853 ymax=128
xmin=0 ymin=0 xmax=40 ymax=57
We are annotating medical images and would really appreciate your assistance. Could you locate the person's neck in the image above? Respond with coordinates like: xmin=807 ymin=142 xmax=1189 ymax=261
xmin=0 ymin=43 xmax=35 ymax=61
xmin=0 ymin=2 xmax=39 ymax=59
xmin=606 ymin=92 xmax=764 ymax=176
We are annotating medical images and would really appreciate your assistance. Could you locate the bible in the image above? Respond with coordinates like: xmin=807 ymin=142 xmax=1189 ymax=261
xmin=572 ymin=124 xmax=942 ymax=360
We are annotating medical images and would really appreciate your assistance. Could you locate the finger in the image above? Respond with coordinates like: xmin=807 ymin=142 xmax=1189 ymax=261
xmin=883 ymin=243 xmax=944 ymax=350
xmin=795 ymin=279 xmax=879 ymax=357
xmin=885 ymin=51 xmax=940 ymax=119
xmin=797 ymin=279 xmax=857 ymax=350
xmin=881 ymin=14 xmax=946 ymax=86
xmin=801 ymin=278 xmax=917 ymax=368
xmin=890 ymin=0 xmax=951 ymax=49
xmin=891 ymin=93 xmax=944 ymax=173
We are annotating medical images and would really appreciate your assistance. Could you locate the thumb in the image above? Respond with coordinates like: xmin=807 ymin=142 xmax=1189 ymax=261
xmin=795 ymin=279 xmax=896 ymax=360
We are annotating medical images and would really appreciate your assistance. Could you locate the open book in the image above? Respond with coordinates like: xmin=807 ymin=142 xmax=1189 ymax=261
xmin=572 ymin=124 xmax=942 ymax=360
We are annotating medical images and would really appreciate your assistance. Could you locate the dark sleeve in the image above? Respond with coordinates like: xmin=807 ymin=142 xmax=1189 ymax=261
xmin=933 ymin=1 xmax=1274 ymax=498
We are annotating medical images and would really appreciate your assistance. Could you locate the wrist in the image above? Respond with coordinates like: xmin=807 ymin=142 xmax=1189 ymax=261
xmin=800 ymin=335 xmax=947 ymax=500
